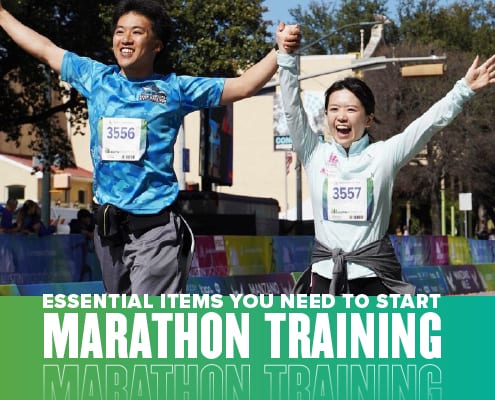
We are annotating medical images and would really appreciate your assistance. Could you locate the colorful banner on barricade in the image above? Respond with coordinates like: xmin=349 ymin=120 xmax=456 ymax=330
xmin=388 ymin=234 xmax=401 ymax=259
xmin=190 ymin=235 xmax=229 ymax=277
xmin=429 ymin=236 xmax=450 ymax=265
xmin=0 ymin=283 xmax=20 ymax=295
xmin=447 ymin=236 xmax=472 ymax=265
xmin=396 ymin=235 xmax=430 ymax=267
xmin=468 ymin=238 xmax=495 ymax=264
xmin=441 ymin=265 xmax=484 ymax=294
xmin=0 ymin=234 xmax=101 ymax=284
xmin=15 ymin=281 xmax=105 ymax=296
xmin=186 ymin=276 xmax=230 ymax=295
xmin=475 ymin=263 xmax=495 ymax=291
xmin=489 ymin=240 xmax=495 ymax=261
xmin=224 ymin=235 xmax=273 ymax=275
xmin=1 ymin=295 xmax=494 ymax=400
xmin=401 ymin=265 xmax=450 ymax=295
xmin=227 ymin=273 xmax=295 ymax=295
xmin=271 ymin=236 xmax=314 ymax=273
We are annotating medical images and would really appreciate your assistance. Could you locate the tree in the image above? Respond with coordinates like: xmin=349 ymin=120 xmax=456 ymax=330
xmin=289 ymin=0 xmax=390 ymax=55
xmin=0 ymin=0 xmax=272 ymax=169
xmin=288 ymin=0 xmax=337 ymax=55
xmin=0 ymin=0 xmax=116 ymax=170
xmin=368 ymin=0 xmax=495 ymax=234
xmin=395 ymin=0 xmax=495 ymax=234
xmin=166 ymin=0 xmax=272 ymax=76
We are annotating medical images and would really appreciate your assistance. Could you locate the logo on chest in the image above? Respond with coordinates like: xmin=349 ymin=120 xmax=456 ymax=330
xmin=138 ymin=83 xmax=167 ymax=104
xmin=320 ymin=152 xmax=339 ymax=176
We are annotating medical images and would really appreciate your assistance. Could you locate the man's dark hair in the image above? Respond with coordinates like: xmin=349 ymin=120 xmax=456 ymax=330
xmin=6 ymin=198 xmax=18 ymax=208
xmin=112 ymin=0 xmax=172 ymax=47
xmin=77 ymin=208 xmax=92 ymax=220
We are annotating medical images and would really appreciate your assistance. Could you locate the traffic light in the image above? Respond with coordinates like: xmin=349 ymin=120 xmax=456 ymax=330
xmin=401 ymin=63 xmax=445 ymax=77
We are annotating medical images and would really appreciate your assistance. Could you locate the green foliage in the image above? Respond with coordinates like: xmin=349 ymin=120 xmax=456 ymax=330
xmin=289 ymin=1 xmax=338 ymax=55
xmin=396 ymin=0 xmax=495 ymax=56
xmin=290 ymin=0 xmax=391 ymax=55
xmin=165 ymin=0 xmax=272 ymax=76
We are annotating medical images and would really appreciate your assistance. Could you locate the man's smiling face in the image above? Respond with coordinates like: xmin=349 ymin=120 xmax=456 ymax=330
xmin=112 ymin=11 xmax=163 ymax=79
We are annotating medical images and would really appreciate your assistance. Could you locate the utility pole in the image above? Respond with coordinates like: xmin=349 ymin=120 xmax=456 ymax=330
xmin=40 ymin=65 xmax=52 ymax=226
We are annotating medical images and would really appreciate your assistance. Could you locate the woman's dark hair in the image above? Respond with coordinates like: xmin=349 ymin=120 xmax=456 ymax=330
xmin=112 ymin=0 xmax=172 ymax=47
xmin=324 ymin=77 xmax=376 ymax=116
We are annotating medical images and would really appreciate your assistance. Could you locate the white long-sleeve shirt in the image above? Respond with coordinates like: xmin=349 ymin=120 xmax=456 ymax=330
xmin=277 ymin=52 xmax=475 ymax=280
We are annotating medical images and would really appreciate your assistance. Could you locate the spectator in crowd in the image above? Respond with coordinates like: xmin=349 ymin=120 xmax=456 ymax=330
xmin=476 ymin=218 xmax=489 ymax=240
xmin=0 ymin=198 xmax=19 ymax=233
xmin=486 ymin=216 xmax=495 ymax=233
xmin=69 ymin=208 xmax=96 ymax=280
xmin=69 ymin=208 xmax=95 ymax=240
xmin=16 ymin=200 xmax=58 ymax=236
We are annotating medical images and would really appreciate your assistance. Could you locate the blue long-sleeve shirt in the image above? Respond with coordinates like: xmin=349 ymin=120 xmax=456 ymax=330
xmin=0 ymin=205 xmax=16 ymax=230
xmin=277 ymin=52 xmax=475 ymax=280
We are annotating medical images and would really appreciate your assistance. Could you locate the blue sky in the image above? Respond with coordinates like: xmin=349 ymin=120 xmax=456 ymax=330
xmin=262 ymin=0 xmax=459 ymax=25
xmin=263 ymin=0 xmax=300 ymax=24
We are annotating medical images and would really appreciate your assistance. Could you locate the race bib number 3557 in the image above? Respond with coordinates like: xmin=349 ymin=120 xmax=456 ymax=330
xmin=326 ymin=178 xmax=372 ymax=221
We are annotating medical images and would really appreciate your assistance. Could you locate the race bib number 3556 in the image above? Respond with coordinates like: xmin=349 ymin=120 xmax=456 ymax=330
xmin=100 ymin=117 xmax=147 ymax=161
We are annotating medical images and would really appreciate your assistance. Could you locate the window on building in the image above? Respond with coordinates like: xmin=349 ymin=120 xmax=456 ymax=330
xmin=7 ymin=185 xmax=24 ymax=200
xmin=78 ymin=190 xmax=85 ymax=205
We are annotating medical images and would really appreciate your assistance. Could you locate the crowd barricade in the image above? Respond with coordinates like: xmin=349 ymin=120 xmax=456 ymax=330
xmin=3 ymin=233 xmax=495 ymax=295
xmin=0 ymin=234 xmax=101 ymax=285
xmin=0 ymin=284 xmax=20 ymax=296
xmin=441 ymin=264 xmax=485 ymax=294
xmin=393 ymin=235 xmax=431 ymax=267
xmin=189 ymin=235 xmax=229 ymax=277
xmin=226 ymin=273 xmax=295 ymax=295
xmin=474 ymin=264 xmax=495 ymax=290
xmin=467 ymin=238 xmax=495 ymax=264
xmin=401 ymin=266 xmax=451 ymax=295
xmin=187 ymin=273 xmax=295 ymax=295
xmin=271 ymin=236 xmax=314 ymax=273
xmin=391 ymin=234 xmax=494 ymax=295
xmin=391 ymin=235 xmax=450 ymax=267
xmin=447 ymin=236 xmax=472 ymax=265
xmin=185 ymin=275 xmax=229 ymax=294
xmin=431 ymin=236 xmax=451 ymax=265
xmin=223 ymin=235 xmax=273 ymax=276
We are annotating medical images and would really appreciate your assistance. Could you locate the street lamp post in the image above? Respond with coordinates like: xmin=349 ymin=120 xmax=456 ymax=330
xmin=296 ymin=20 xmax=384 ymax=56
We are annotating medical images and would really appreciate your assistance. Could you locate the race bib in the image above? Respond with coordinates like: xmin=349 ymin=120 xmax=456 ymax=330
xmin=326 ymin=178 xmax=372 ymax=221
xmin=100 ymin=117 xmax=147 ymax=161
